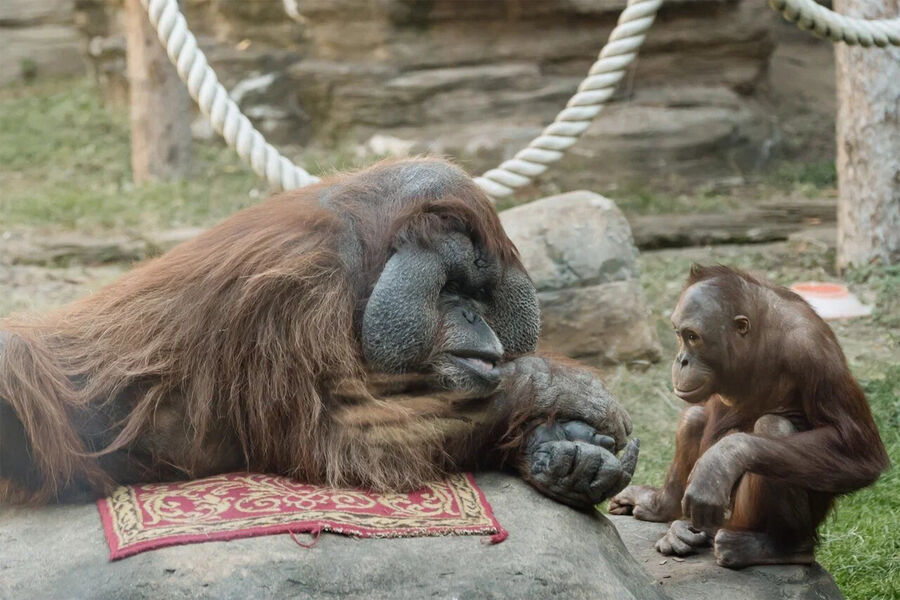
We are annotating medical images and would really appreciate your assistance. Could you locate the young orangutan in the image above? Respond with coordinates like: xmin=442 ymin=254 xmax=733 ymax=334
xmin=609 ymin=265 xmax=888 ymax=568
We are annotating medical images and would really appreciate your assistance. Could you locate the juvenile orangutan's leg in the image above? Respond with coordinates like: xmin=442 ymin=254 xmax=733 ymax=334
xmin=713 ymin=414 xmax=818 ymax=568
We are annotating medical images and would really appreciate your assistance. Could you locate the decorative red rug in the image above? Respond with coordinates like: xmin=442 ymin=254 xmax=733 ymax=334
xmin=97 ymin=472 xmax=507 ymax=560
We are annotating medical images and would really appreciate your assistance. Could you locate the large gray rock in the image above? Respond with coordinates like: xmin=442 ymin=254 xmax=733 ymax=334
xmin=609 ymin=516 xmax=844 ymax=600
xmin=501 ymin=191 xmax=661 ymax=366
xmin=0 ymin=473 xmax=667 ymax=600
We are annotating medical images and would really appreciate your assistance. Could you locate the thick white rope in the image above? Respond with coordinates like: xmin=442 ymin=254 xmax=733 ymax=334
xmin=473 ymin=0 xmax=663 ymax=197
xmin=770 ymin=0 xmax=900 ymax=47
xmin=142 ymin=0 xmax=900 ymax=197
xmin=141 ymin=0 xmax=660 ymax=195
xmin=139 ymin=0 xmax=319 ymax=191
xmin=470 ymin=0 xmax=900 ymax=197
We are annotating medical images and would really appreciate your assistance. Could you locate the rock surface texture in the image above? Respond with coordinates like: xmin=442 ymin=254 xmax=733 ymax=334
xmin=609 ymin=516 xmax=844 ymax=600
xmin=0 ymin=0 xmax=85 ymax=85
xmin=0 ymin=473 xmax=844 ymax=599
xmin=1 ymin=1 xmax=840 ymax=190
xmin=500 ymin=191 xmax=661 ymax=366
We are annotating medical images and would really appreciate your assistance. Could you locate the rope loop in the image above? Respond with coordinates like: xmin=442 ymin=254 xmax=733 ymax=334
xmin=140 ymin=0 xmax=900 ymax=197
xmin=473 ymin=0 xmax=663 ymax=198
xmin=140 ymin=0 xmax=319 ymax=191
xmin=770 ymin=0 xmax=900 ymax=48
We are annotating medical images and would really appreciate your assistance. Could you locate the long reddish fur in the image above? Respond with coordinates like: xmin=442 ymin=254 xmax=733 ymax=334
xmin=0 ymin=158 xmax=527 ymax=503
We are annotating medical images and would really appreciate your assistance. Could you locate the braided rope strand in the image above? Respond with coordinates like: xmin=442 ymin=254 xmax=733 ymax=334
xmin=770 ymin=0 xmax=900 ymax=47
xmin=140 ymin=0 xmax=319 ymax=190
xmin=473 ymin=0 xmax=663 ymax=198
xmin=141 ymin=0 xmax=900 ymax=198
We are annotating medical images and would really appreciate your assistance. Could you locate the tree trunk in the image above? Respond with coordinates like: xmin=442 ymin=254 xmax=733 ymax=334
xmin=124 ymin=0 xmax=192 ymax=183
xmin=834 ymin=0 xmax=900 ymax=269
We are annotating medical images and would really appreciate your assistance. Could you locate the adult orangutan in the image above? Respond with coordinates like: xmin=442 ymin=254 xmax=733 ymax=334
xmin=0 ymin=158 xmax=638 ymax=507
xmin=609 ymin=265 xmax=888 ymax=568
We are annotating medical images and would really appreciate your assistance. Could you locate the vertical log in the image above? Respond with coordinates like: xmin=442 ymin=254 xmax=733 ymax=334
xmin=124 ymin=0 xmax=192 ymax=183
xmin=834 ymin=0 xmax=900 ymax=269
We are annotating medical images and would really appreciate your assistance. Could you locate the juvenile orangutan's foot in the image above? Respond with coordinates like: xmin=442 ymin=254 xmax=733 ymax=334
xmin=655 ymin=519 xmax=710 ymax=556
xmin=714 ymin=529 xmax=815 ymax=569
xmin=608 ymin=485 xmax=680 ymax=522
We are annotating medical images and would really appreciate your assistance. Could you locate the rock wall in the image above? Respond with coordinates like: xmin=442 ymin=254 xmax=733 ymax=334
xmin=72 ymin=0 xmax=780 ymax=189
xmin=0 ymin=0 xmax=86 ymax=86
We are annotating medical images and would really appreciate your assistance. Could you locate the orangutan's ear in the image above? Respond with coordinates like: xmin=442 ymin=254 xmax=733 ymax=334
xmin=734 ymin=315 xmax=751 ymax=336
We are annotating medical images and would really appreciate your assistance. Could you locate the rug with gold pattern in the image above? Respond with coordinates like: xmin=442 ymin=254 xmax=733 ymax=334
xmin=97 ymin=472 xmax=507 ymax=560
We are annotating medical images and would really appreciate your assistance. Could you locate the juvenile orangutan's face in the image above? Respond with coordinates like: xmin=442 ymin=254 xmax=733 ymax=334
xmin=670 ymin=281 xmax=752 ymax=403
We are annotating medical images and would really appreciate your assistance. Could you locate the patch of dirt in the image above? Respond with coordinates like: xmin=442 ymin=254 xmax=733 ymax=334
xmin=0 ymin=262 xmax=126 ymax=317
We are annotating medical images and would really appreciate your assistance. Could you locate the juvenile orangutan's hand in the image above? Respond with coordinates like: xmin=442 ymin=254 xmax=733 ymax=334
xmin=682 ymin=433 xmax=750 ymax=528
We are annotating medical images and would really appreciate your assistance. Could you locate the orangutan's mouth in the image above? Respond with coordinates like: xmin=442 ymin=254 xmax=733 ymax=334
xmin=674 ymin=384 xmax=709 ymax=402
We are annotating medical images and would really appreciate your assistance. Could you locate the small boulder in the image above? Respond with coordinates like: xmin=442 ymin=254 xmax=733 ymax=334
xmin=500 ymin=191 xmax=661 ymax=366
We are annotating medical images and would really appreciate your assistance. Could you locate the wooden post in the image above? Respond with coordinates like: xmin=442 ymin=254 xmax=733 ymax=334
xmin=124 ymin=0 xmax=192 ymax=183
xmin=834 ymin=0 xmax=900 ymax=269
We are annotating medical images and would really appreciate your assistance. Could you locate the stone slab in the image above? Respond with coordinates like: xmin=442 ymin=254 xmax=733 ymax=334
xmin=609 ymin=516 xmax=844 ymax=600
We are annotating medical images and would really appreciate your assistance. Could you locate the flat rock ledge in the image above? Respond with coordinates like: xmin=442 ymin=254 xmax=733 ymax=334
xmin=0 ymin=473 xmax=842 ymax=599
xmin=609 ymin=516 xmax=843 ymax=600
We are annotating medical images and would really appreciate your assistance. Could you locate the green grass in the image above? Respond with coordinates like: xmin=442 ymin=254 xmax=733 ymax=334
xmin=0 ymin=78 xmax=837 ymax=227
xmin=818 ymin=368 xmax=900 ymax=600
xmin=0 ymin=79 xmax=258 ymax=231
xmin=769 ymin=159 xmax=838 ymax=190
xmin=0 ymin=79 xmax=375 ymax=232
xmin=605 ymin=184 xmax=742 ymax=216
xmin=499 ymin=182 xmax=746 ymax=216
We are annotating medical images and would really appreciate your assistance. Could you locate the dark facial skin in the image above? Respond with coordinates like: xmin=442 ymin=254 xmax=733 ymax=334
xmin=670 ymin=281 xmax=750 ymax=404
xmin=362 ymin=231 xmax=539 ymax=395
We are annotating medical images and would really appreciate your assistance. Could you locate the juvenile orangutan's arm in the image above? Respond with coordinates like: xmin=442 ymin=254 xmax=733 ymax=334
xmin=683 ymin=425 xmax=887 ymax=528
xmin=609 ymin=405 xmax=707 ymax=521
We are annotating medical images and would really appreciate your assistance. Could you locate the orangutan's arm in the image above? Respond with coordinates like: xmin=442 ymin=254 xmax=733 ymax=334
xmin=326 ymin=356 xmax=639 ymax=508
